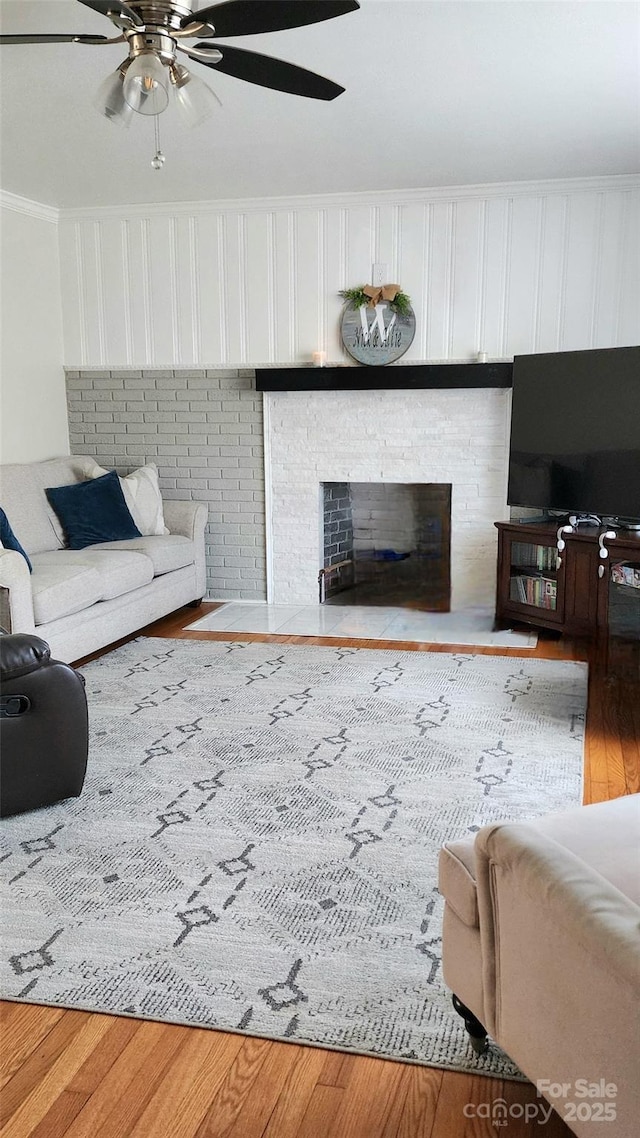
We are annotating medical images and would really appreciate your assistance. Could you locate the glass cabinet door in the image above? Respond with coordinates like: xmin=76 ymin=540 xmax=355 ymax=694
xmin=609 ymin=562 xmax=640 ymax=633
xmin=508 ymin=540 xmax=559 ymax=611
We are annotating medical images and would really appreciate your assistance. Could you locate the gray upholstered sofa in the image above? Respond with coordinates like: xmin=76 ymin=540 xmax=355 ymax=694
xmin=0 ymin=456 xmax=208 ymax=663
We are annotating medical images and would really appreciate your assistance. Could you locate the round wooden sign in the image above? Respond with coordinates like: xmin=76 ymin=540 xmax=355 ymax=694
xmin=340 ymin=301 xmax=416 ymax=366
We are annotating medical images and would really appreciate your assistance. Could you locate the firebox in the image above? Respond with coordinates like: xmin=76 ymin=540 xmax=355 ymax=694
xmin=320 ymin=482 xmax=451 ymax=609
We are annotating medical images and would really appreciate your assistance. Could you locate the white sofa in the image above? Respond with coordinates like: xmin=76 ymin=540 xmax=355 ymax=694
xmin=0 ymin=456 xmax=208 ymax=663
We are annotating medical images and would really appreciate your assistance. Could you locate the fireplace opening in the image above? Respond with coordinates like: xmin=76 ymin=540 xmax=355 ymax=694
xmin=320 ymin=482 xmax=451 ymax=609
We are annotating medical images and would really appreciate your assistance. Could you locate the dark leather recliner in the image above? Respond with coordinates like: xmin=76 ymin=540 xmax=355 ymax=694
xmin=0 ymin=633 xmax=89 ymax=817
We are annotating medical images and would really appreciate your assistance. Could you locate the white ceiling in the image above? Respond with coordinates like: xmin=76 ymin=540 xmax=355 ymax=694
xmin=0 ymin=0 xmax=638 ymax=210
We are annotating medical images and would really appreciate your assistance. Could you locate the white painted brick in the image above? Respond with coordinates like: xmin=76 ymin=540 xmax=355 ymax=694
xmin=223 ymin=555 xmax=256 ymax=567
xmin=214 ymin=412 xmax=245 ymax=424
xmin=178 ymin=478 xmax=208 ymax=489
xmin=209 ymin=522 xmax=241 ymax=534
xmin=207 ymin=478 xmax=240 ymax=490
xmin=266 ymin=388 xmax=510 ymax=607
xmin=224 ymin=490 xmax=254 ymax=502
xmin=184 ymin=377 xmax=216 ymax=390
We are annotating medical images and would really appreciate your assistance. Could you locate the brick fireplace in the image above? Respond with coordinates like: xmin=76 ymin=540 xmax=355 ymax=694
xmin=66 ymin=369 xmax=511 ymax=609
xmin=264 ymin=387 xmax=511 ymax=609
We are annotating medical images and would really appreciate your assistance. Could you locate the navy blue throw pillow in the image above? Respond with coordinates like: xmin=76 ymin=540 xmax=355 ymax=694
xmin=45 ymin=470 xmax=142 ymax=551
xmin=0 ymin=507 xmax=33 ymax=572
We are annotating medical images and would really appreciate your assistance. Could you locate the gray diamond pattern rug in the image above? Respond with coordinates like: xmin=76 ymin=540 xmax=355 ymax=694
xmin=0 ymin=638 xmax=587 ymax=1077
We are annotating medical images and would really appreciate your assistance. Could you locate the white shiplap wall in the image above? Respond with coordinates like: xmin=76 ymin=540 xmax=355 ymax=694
xmin=57 ymin=176 xmax=640 ymax=368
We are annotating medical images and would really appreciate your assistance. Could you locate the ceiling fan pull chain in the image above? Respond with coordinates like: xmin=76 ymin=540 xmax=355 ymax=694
xmin=151 ymin=114 xmax=166 ymax=170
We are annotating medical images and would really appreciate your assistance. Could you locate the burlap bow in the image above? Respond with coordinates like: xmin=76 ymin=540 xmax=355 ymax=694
xmin=362 ymin=284 xmax=401 ymax=308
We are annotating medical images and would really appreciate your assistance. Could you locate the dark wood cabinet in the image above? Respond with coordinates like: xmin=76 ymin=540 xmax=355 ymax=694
xmin=495 ymin=522 xmax=640 ymax=651
xmin=561 ymin=539 xmax=600 ymax=636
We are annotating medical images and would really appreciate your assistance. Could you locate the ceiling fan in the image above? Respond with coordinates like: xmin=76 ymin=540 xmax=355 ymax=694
xmin=0 ymin=1 xmax=360 ymax=131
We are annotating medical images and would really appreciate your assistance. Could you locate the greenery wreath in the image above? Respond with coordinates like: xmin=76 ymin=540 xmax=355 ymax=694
xmin=339 ymin=285 xmax=412 ymax=316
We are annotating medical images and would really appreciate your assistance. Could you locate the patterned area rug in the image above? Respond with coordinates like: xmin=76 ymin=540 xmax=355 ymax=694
xmin=0 ymin=639 xmax=587 ymax=1077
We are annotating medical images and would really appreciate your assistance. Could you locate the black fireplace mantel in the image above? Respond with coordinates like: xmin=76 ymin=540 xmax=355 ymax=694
xmin=255 ymin=362 xmax=513 ymax=391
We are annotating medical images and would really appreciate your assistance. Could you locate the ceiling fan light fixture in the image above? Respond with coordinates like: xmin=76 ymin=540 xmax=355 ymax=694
xmin=170 ymin=63 xmax=221 ymax=127
xmin=94 ymin=65 xmax=134 ymax=127
xmin=123 ymin=51 xmax=170 ymax=116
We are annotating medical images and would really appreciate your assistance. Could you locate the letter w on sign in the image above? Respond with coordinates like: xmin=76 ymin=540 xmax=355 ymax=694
xmin=358 ymin=304 xmax=397 ymax=346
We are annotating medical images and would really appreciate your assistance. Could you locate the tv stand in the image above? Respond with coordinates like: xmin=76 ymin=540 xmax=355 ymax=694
xmin=495 ymin=522 xmax=640 ymax=654
xmin=531 ymin=511 xmax=640 ymax=531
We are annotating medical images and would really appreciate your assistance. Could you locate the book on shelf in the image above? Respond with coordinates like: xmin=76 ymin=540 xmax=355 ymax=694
xmin=509 ymin=574 xmax=558 ymax=609
xmin=611 ymin=563 xmax=640 ymax=590
xmin=510 ymin=542 xmax=558 ymax=572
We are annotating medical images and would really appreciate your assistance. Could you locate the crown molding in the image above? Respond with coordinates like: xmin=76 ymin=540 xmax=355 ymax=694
xmin=0 ymin=190 xmax=59 ymax=224
xmin=57 ymin=174 xmax=640 ymax=223
xmin=3 ymin=175 xmax=637 ymax=226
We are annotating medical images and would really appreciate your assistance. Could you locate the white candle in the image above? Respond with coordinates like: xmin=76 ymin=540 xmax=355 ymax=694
xmin=312 ymin=351 xmax=326 ymax=367
xmin=476 ymin=351 xmax=488 ymax=363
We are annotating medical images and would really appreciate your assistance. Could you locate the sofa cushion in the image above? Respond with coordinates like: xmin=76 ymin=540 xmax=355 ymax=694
xmin=83 ymin=550 xmax=155 ymax=599
xmin=88 ymin=462 xmax=169 ymax=536
xmin=34 ymin=549 xmax=155 ymax=605
xmin=30 ymin=558 xmax=103 ymax=625
xmin=30 ymin=549 xmax=155 ymax=624
xmin=439 ymin=839 xmax=479 ymax=928
xmin=46 ymin=471 xmax=142 ymax=551
xmin=85 ymin=535 xmax=195 ymax=576
xmin=0 ymin=457 xmax=98 ymax=555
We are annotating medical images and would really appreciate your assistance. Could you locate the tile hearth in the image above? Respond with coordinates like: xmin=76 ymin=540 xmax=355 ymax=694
xmin=185 ymin=603 xmax=537 ymax=648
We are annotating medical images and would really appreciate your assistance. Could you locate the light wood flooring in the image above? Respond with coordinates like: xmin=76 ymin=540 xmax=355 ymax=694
xmin=1 ymin=605 xmax=638 ymax=1138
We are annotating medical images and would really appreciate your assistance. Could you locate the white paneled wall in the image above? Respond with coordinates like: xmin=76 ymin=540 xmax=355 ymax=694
xmin=58 ymin=177 xmax=640 ymax=368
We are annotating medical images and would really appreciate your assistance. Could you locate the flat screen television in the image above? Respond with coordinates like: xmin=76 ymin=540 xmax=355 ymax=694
xmin=507 ymin=346 xmax=640 ymax=522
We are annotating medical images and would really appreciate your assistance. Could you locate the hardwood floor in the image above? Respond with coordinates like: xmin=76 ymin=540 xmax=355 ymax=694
xmin=2 ymin=605 xmax=637 ymax=1137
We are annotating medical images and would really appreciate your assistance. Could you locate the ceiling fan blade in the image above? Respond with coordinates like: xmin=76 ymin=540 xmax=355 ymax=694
xmin=0 ymin=33 xmax=110 ymax=44
xmin=192 ymin=42 xmax=345 ymax=99
xmin=184 ymin=1 xmax=359 ymax=37
xmin=76 ymin=1 xmax=144 ymax=25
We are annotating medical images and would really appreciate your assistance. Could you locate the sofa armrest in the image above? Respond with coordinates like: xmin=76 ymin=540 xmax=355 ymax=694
xmin=0 ymin=550 xmax=36 ymax=636
xmin=0 ymin=633 xmax=51 ymax=680
xmin=162 ymin=500 xmax=208 ymax=542
xmin=475 ymin=817 xmax=640 ymax=1135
